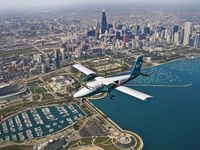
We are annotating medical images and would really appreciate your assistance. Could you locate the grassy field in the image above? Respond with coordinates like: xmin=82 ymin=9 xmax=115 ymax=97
xmin=0 ymin=101 xmax=39 ymax=117
xmin=29 ymin=86 xmax=47 ymax=94
xmin=65 ymin=137 xmax=120 ymax=150
xmin=32 ymin=95 xmax=40 ymax=101
xmin=41 ymin=93 xmax=54 ymax=101
xmin=73 ymin=117 xmax=86 ymax=130
xmin=0 ymin=100 xmax=66 ymax=117
xmin=0 ymin=145 xmax=33 ymax=150
xmin=0 ymin=48 xmax=36 ymax=57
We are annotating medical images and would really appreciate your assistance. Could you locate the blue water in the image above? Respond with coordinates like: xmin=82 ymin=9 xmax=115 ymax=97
xmin=92 ymin=58 xmax=200 ymax=150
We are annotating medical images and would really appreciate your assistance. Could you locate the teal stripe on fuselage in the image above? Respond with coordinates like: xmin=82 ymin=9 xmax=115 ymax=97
xmin=83 ymin=74 xmax=140 ymax=98
xmin=84 ymin=85 xmax=107 ymax=97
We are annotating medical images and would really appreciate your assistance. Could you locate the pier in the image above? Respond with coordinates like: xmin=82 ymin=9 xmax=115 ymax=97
xmin=0 ymin=103 xmax=86 ymax=141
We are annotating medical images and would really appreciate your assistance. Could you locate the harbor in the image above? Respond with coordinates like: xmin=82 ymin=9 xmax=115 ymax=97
xmin=0 ymin=103 xmax=86 ymax=141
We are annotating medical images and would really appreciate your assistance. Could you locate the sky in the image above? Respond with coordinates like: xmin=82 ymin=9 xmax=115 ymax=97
xmin=0 ymin=0 xmax=199 ymax=10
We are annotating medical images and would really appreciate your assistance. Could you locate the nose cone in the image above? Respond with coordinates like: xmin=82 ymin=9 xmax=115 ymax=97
xmin=73 ymin=87 xmax=92 ymax=98
xmin=74 ymin=91 xmax=82 ymax=98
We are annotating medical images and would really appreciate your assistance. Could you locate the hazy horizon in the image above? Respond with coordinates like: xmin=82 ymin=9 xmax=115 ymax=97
xmin=0 ymin=0 xmax=200 ymax=10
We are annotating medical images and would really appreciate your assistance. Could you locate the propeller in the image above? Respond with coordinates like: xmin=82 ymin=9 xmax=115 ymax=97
xmin=81 ymin=83 xmax=92 ymax=90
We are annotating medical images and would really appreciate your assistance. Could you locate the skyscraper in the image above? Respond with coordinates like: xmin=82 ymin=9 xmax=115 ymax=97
xmin=183 ymin=22 xmax=192 ymax=46
xmin=115 ymin=31 xmax=121 ymax=40
xmin=194 ymin=33 xmax=200 ymax=48
xmin=41 ymin=64 xmax=47 ymax=73
xmin=45 ymin=57 xmax=51 ymax=72
xmin=172 ymin=25 xmax=179 ymax=34
xmin=101 ymin=10 xmax=107 ymax=34
xmin=143 ymin=26 xmax=150 ymax=35
xmin=96 ymin=21 xmax=100 ymax=32
xmin=95 ymin=21 xmax=100 ymax=40
xmin=60 ymin=48 xmax=65 ymax=61
xmin=174 ymin=32 xmax=180 ymax=45
xmin=136 ymin=25 xmax=140 ymax=35
xmin=123 ymin=34 xmax=129 ymax=43
xmin=75 ymin=48 xmax=82 ymax=58
xmin=54 ymin=49 xmax=61 ymax=69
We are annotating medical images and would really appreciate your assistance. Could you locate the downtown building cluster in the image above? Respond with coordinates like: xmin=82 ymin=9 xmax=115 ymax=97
xmin=86 ymin=11 xmax=200 ymax=51
xmin=0 ymin=10 xmax=200 ymax=82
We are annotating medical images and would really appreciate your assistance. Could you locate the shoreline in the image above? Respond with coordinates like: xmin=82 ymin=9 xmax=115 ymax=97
xmin=87 ymin=100 xmax=144 ymax=149
xmin=144 ymin=55 xmax=200 ymax=70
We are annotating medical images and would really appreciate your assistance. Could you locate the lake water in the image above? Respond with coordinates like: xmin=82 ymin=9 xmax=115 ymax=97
xmin=92 ymin=58 xmax=200 ymax=150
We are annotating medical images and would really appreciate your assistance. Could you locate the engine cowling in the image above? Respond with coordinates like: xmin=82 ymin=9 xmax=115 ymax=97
xmin=103 ymin=82 xmax=119 ymax=92
xmin=82 ymin=73 xmax=97 ymax=82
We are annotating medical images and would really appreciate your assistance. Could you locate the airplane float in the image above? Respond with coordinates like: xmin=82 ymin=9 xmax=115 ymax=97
xmin=73 ymin=55 xmax=153 ymax=102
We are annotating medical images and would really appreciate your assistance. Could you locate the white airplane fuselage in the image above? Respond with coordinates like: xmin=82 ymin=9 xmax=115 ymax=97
xmin=74 ymin=75 xmax=130 ymax=98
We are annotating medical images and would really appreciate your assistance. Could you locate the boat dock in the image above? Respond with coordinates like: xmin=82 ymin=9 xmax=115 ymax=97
xmin=0 ymin=103 xmax=86 ymax=141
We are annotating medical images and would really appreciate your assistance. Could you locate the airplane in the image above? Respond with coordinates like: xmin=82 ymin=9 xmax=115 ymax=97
xmin=73 ymin=55 xmax=153 ymax=102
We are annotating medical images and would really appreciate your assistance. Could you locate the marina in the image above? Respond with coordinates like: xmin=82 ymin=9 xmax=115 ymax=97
xmin=0 ymin=103 xmax=86 ymax=141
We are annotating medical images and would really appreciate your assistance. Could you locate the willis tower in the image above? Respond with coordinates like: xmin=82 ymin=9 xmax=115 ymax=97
xmin=101 ymin=10 xmax=107 ymax=34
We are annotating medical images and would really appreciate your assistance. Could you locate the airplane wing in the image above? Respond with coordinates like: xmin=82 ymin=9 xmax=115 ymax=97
xmin=115 ymin=86 xmax=153 ymax=101
xmin=73 ymin=64 xmax=96 ymax=75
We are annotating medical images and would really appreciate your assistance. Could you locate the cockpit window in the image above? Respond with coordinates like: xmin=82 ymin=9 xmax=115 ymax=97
xmin=86 ymin=86 xmax=93 ymax=90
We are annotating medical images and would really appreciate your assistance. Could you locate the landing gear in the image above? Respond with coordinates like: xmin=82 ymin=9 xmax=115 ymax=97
xmin=108 ymin=92 xmax=115 ymax=100
xmin=110 ymin=95 xmax=115 ymax=100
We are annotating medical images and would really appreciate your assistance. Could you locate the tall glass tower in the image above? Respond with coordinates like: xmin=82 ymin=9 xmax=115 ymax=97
xmin=194 ymin=33 xmax=200 ymax=48
xmin=183 ymin=22 xmax=192 ymax=46
xmin=54 ymin=49 xmax=61 ymax=69
xmin=101 ymin=10 xmax=107 ymax=34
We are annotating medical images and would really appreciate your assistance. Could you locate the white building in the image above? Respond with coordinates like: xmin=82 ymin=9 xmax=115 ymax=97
xmin=75 ymin=48 xmax=82 ymax=58
xmin=183 ymin=22 xmax=192 ymax=46
xmin=50 ymin=76 xmax=75 ymax=91
xmin=33 ymin=54 xmax=43 ymax=63
xmin=60 ymin=48 xmax=65 ymax=61
xmin=174 ymin=32 xmax=180 ymax=45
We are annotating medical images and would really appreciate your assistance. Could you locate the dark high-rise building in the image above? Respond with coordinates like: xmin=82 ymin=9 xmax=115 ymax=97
xmin=194 ymin=33 xmax=200 ymax=48
xmin=115 ymin=31 xmax=121 ymax=40
xmin=101 ymin=10 xmax=107 ymax=34
xmin=180 ymin=28 xmax=184 ymax=44
xmin=117 ymin=24 xmax=123 ymax=30
xmin=45 ymin=58 xmax=51 ymax=72
xmin=143 ymin=27 xmax=150 ymax=35
xmin=136 ymin=25 xmax=140 ymax=35
xmin=54 ymin=49 xmax=61 ymax=69
xmin=172 ymin=25 xmax=179 ymax=34
xmin=157 ymin=25 xmax=164 ymax=32
xmin=189 ymin=38 xmax=194 ymax=47
xmin=107 ymin=23 xmax=113 ymax=31
xmin=87 ymin=29 xmax=96 ymax=37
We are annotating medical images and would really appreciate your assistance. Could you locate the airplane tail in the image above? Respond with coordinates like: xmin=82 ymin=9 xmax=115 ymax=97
xmin=130 ymin=55 xmax=143 ymax=77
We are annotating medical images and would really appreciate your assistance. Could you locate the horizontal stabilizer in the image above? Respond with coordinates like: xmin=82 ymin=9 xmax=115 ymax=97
xmin=115 ymin=86 xmax=153 ymax=101
xmin=140 ymin=72 xmax=150 ymax=77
